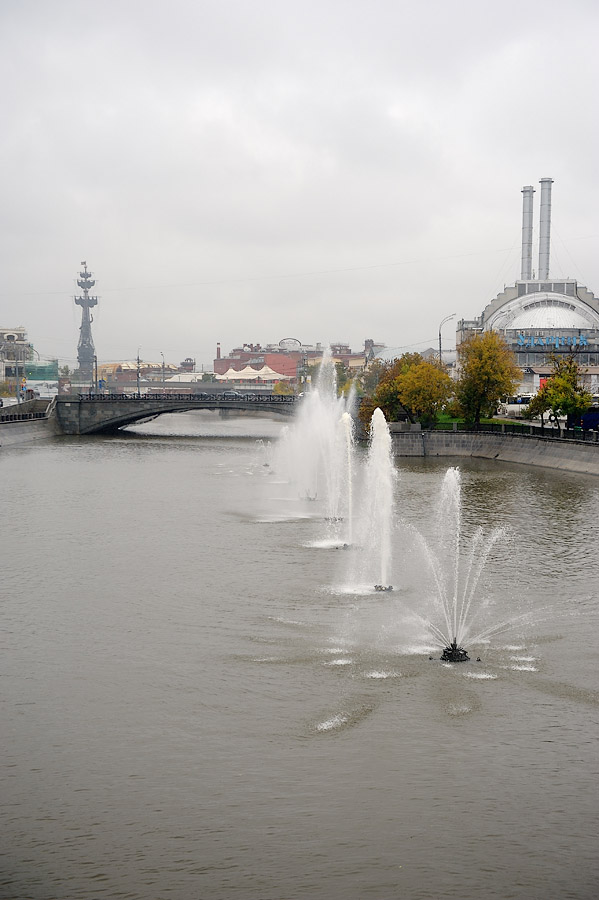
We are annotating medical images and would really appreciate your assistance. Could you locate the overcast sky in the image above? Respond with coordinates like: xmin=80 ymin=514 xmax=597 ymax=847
xmin=1 ymin=0 xmax=598 ymax=369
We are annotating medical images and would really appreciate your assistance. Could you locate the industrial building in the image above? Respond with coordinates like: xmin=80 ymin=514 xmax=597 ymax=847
xmin=457 ymin=179 xmax=599 ymax=395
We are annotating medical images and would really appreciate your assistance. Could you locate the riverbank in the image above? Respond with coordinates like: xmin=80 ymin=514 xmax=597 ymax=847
xmin=0 ymin=398 xmax=53 ymax=447
xmin=390 ymin=429 xmax=599 ymax=476
xmin=4 ymin=411 xmax=599 ymax=477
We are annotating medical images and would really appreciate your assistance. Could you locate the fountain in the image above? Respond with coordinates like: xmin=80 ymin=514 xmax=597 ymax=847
xmin=440 ymin=639 xmax=470 ymax=662
xmin=416 ymin=467 xmax=506 ymax=661
xmin=268 ymin=350 xmax=356 ymax=544
xmin=342 ymin=407 xmax=398 ymax=592
xmin=269 ymin=368 xmax=505 ymax=661
xmin=364 ymin=408 xmax=396 ymax=591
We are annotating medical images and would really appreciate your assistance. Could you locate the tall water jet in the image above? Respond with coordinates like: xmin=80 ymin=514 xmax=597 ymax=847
xmin=362 ymin=408 xmax=396 ymax=589
xmin=340 ymin=412 xmax=354 ymax=545
xmin=268 ymin=349 xmax=356 ymax=541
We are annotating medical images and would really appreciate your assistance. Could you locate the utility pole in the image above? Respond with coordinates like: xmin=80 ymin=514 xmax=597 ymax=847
xmin=14 ymin=348 xmax=21 ymax=404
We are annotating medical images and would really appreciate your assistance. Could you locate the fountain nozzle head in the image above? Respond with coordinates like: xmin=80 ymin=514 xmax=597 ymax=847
xmin=440 ymin=638 xmax=470 ymax=663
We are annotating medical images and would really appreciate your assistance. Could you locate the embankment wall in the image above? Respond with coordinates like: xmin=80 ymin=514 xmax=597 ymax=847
xmin=0 ymin=418 xmax=52 ymax=448
xmin=391 ymin=431 xmax=599 ymax=476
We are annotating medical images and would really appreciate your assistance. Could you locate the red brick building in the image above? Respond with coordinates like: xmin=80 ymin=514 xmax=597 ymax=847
xmin=213 ymin=340 xmax=382 ymax=382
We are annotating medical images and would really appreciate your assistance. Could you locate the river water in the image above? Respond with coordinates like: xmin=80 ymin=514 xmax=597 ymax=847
xmin=2 ymin=411 xmax=599 ymax=900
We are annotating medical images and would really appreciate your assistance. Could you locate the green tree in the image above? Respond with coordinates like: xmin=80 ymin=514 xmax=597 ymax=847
xmin=525 ymin=387 xmax=551 ymax=428
xmin=360 ymin=359 xmax=386 ymax=395
xmin=455 ymin=331 xmax=520 ymax=429
xmin=335 ymin=361 xmax=350 ymax=394
xmin=525 ymin=354 xmax=592 ymax=432
xmin=305 ymin=363 xmax=320 ymax=383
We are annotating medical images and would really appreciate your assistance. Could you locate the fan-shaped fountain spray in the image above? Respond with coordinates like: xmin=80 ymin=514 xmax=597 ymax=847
xmin=417 ymin=467 xmax=505 ymax=661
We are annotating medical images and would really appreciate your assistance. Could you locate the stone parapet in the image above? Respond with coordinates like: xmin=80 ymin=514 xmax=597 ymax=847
xmin=391 ymin=431 xmax=599 ymax=476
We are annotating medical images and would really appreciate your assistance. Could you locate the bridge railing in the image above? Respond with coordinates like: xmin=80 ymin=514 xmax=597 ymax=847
xmin=76 ymin=392 xmax=296 ymax=403
xmin=431 ymin=420 xmax=599 ymax=443
xmin=0 ymin=410 xmax=48 ymax=422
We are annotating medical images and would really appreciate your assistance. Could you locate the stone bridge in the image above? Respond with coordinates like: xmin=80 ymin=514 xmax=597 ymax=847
xmin=48 ymin=392 xmax=297 ymax=435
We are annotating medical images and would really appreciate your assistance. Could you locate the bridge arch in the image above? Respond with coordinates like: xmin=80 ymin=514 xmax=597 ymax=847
xmin=50 ymin=392 xmax=296 ymax=435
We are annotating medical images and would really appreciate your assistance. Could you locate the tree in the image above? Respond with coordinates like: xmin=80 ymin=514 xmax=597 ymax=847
xmin=358 ymin=356 xmax=414 ymax=426
xmin=273 ymin=380 xmax=294 ymax=395
xmin=395 ymin=359 xmax=454 ymax=426
xmin=455 ymin=331 xmax=520 ymax=429
xmin=305 ymin=363 xmax=321 ymax=384
xmin=360 ymin=359 xmax=386 ymax=395
xmin=358 ymin=353 xmax=453 ymax=427
xmin=525 ymin=387 xmax=551 ymax=428
xmin=335 ymin=361 xmax=350 ymax=394
xmin=525 ymin=354 xmax=592 ymax=432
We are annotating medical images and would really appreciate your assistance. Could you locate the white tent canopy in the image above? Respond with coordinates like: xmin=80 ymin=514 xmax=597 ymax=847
xmin=215 ymin=365 xmax=291 ymax=382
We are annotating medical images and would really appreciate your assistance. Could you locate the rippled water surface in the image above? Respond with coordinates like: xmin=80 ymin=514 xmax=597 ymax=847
xmin=2 ymin=412 xmax=599 ymax=900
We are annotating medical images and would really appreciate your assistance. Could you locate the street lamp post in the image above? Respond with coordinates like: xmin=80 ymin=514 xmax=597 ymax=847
xmin=13 ymin=349 xmax=21 ymax=404
xmin=438 ymin=313 xmax=456 ymax=364
xmin=136 ymin=349 xmax=141 ymax=398
xmin=161 ymin=352 xmax=165 ymax=388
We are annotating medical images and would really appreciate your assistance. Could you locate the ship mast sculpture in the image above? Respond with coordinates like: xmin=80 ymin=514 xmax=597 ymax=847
xmin=75 ymin=261 xmax=97 ymax=382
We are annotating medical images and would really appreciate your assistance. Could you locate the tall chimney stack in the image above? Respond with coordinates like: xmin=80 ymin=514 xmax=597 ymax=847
xmin=216 ymin=342 xmax=221 ymax=359
xmin=521 ymin=185 xmax=535 ymax=280
xmin=538 ymin=177 xmax=554 ymax=280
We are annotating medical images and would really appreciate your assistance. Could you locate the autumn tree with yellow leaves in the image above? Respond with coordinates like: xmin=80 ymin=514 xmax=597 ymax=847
xmin=455 ymin=331 xmax=520 ymax=429
xmin=359 ymin=353 xmax=453 ymax=427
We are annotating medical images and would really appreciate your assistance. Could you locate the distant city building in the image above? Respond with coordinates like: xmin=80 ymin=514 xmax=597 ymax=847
xmin=97 ymin=361 xmax=179 ymax=384
xmin=213 ymin=339 xmax=382 ymax=384
xmin=457 ymin=179 xmax=599 ymax=395
xmin=25 ymin=359 xmax=59 ymax=380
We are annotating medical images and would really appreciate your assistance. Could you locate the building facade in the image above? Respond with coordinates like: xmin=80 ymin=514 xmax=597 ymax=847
xmin=213 ymin=340 xmax=381 ymax=384
xmin=0 ymin=327 xmax=33 ymax=387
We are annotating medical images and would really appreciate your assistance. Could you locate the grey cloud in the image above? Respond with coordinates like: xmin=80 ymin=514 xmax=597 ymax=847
xmin=1 ymin=0 xmax=598 ymax=367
